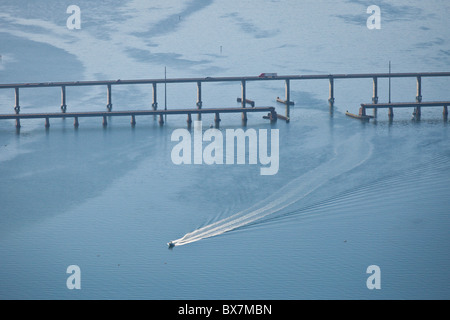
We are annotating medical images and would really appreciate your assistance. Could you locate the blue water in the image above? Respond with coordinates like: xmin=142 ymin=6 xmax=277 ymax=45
xmin=0 ymin=0 xmax=449 ymax=300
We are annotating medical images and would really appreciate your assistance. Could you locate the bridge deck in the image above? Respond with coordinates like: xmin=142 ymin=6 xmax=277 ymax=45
xmin=0 ymin=107 xmax=277 ymax=128
xmin=0 ymin=106 xmax=274 ymax=120
xmin=361 ymin=101 xmax=450 ymax=109
xmin=1 ymin=72 xmax=450 ymax=89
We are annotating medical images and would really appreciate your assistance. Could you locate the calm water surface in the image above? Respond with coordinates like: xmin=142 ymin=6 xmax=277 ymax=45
xmin=0 ymin=0 xmax=449 ymax=299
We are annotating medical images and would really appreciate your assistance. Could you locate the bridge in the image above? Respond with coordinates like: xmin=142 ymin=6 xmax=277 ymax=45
xmin=1 ymin=71 xmax=449 ymax=128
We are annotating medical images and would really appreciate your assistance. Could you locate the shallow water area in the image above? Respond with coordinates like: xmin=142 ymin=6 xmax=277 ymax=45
xmin=0 ymin=0 xmax=449 ymax=300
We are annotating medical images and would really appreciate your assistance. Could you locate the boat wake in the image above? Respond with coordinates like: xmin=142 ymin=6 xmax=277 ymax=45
xmin=168 ymin=135 xmax=374 ymax=247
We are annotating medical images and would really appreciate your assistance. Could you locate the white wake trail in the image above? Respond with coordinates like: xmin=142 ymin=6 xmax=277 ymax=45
xmin=170 ymin=135 xmax=373 ymax=247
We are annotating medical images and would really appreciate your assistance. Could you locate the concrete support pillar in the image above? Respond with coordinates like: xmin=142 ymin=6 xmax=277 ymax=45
xmin=159 ymin=114 xmax=164 ymax=125
xmin=443 ymin=106 xmax=448 ymax=121
xmin=372 ymin=77 xmax=378 ymax=118
xmin=196 ymin=81 xmax=202 ymax=108
xmin=359 ymin=106 xmax=366 ymax=117
xmin=102 ymin=116 xmax=108 ymax=127
xmin=215 ymin=112 xmax=221 ymax=128
xmin=414 ymin=78 xmax=422 ymax=119
xmin=131 ymin=115 xmax=136 ymax=126
xmin=45 ymin=117 xmax=50 ymax=128
xmin=328 ymin=76 xmax=335 ymax=108
xmin=106 ymin=84 xmax=112 ymax=111
xmin=197 ymin=81 xmax=202 ymax=120
xmin=241 ymin=80 xmax=247 ymax=123
xmin=152 ymin=83 xmax=158 ymax=110
xmin=14 ymin=87 xmax=20 ymax=114
xmin=74 ymin=117 xmax=79 ymax=128
xmin=285 ymin=79 xmax=291 ymax=119
xmin=416 ymin=76 xmax=422 ymax=102
xmin=388 ymin=107 xmax=394 ymax=119
xmin=187 ymin=113 xmax=192 ymax=127
xmin=413 ymin=107 xmax=421 ymax=120
xmin=61 ymin=86 xmax=67 ymax=113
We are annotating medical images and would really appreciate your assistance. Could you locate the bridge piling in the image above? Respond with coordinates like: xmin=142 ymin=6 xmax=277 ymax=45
xmin=196 ymin=81 xmax=202 ymax=108
xmin=106 ymin=84 xmax=112 ymax=111
xmin=241 ymin=80 xmax=247 ymax=123
xmin=328 ymin=76 xmax=335 ymax=109
xmin=388 ymin=107 xmax=394 ymax=119
xmin=61 ymin=86 xmax=67 ymax=113
xmin=152 ymin=83 xmax=158 ymax=121
xmin=152 ymin=83 xmax=158 ymax=111
xmin=14 ymin=87 xmax=20 ymax=114
xmin=414 ymin=76 xmax=422 ymax=119
xmin=285 ymin=79 xmax=291 ymax=119
xmin=416 ymin=76 xmax=422 ymax=102
xmin=372 ymin=77 xmax=378 ymax=118
xmin=197 ymin=81 xmax=202 ymax=120
xmin=14 ymin=88 xmax=20 ymax=128
xmin=215 ymin=112 xmax=221 ymax=128
xmin=187 ymin=113 xmax=192 ymax=127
